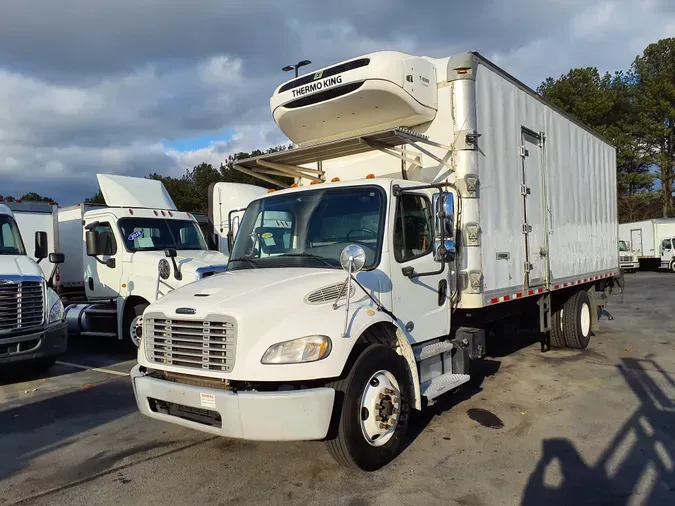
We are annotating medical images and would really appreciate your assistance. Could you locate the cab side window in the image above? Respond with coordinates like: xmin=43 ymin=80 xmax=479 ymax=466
xmin=95 ymin=222 xmax=117 ymax=255
xmin=393 ymin=194 xmax=433 ymax=263
xmin=662 ymin=238 xmax=672 ymax=251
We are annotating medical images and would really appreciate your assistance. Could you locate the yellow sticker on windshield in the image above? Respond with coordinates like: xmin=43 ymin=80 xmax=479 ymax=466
xmin=262 ymin=232 xmax=273 ymax=239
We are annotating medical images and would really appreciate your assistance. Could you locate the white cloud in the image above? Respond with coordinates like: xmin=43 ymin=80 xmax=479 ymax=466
xmin=1 ymin=0 xmax=674 ymax=204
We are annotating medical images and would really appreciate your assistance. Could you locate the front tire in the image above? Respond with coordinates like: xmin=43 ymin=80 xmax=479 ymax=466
xmin=123 ymin=302 xmax=148 ymax=350
xmin=561 ymin=290 xmax=592 ymax=349
xmin=325 ymin=344 xmax=412 ymax=471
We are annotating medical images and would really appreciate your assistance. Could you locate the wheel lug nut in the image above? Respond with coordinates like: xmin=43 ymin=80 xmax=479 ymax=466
xmin=375 ymin=415 xmax=383 ymax=421
xmin=385 ymin=388 xmax=395 ymax=395
xmin=378 ymin=393 xmax=386 ymax=400
xmin=393 ymin=408 xmax=400 ymax=414
xmin=379 ymin=423 xmax=390 ymax=429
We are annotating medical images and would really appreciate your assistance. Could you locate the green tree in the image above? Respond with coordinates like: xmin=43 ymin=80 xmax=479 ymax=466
xmin=84 ymin=190 xmax=106 ymax=205
xmin=631 ymin=37 xmax=675 ymax=217
xmin=20 ymin=192 xmax=58 ymax=205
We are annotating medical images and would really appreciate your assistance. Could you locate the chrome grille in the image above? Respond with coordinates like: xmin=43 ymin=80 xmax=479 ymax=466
xmin=145 ymin=315 xmax=236 ymax=372
xmin=304 ymin=282 xmax=355 ymax=305
xmin=0 ymin=280 xmax=44 ymax=334
xmin=620 ymin=255 xmax=632 ymax=262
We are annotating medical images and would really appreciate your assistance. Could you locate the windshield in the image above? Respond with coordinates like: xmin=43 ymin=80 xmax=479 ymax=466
xmin=0 ymin=215 xmax=26 ymax=255
xmin=118 ymin=218 xmax=207 ymax=252
xmin=228 ymin=186 xmax=385 ymax=271
xmin=618 ymin=240 xmax=629 ymax=251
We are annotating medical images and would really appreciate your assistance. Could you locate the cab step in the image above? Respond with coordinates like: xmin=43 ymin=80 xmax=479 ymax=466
xmin=421 ymin=373 xmax=471 ymax=401
xmin=413 ymin=339 xmax=454 ymax=362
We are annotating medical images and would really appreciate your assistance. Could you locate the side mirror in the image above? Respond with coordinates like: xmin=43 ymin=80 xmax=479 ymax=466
xmin=49 ymin=252 xmax=65 ymax=264
xmin=35 ymin=231 xmax=48 ymax=260
xmin=164 ymin=248 xmax=178 ymax=258
xmin=432 ymin=191 xmax=456 ymax=261
xmin=85 ymin=230 xmax=101 ymax=256
xmin=164 ymin=248 xmax=182 ymax=280
xmin=340 ymin=244 xmax=366 ymax=273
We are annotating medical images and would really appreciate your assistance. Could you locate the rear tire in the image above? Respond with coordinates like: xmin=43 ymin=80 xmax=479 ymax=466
xmin=325 ymin=344 xmax=412 ymax=471
xmin=550 ymin=308 xmax=566 ymax=348
xmin=561 ymin=290 xmax=592 ymax=349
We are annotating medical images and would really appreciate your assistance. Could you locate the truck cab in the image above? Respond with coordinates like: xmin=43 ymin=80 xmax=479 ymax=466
xmin=0 ymin=204 xmax=66 ymax=371
xmin=618 ymin=240 xmax=639 ymax=273
xmin=59 ymin=175 xmax=231 ymax=348
xmin=659 ymin=237 xmax=675 ymax=272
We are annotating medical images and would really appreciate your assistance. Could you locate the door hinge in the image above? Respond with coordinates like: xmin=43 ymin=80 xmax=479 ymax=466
xmin=539 ymin=247 xmax=548 ymax=258
xmin=522 ymin=223 xmax=532 ymax=234
xmin=520 ymin=184 xmax=531 ymax=196
xmin=524 ymin=262 xmax=533 ymax=273
xmin=520 ymin=145 xmax=529 ymax=157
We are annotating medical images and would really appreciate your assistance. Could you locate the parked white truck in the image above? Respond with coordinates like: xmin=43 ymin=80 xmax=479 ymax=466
xmin=59 ymin=174 xmax=231 ymax=349
xmin=618 ymin=219 xmax=675 ymax=271
xmin=131 ymin=51 xmax=622 ymax=470
xmin=0 ymin=203 xmax=66 ymax=371
xmin=618 ymin=240 xmax=639 ymax=272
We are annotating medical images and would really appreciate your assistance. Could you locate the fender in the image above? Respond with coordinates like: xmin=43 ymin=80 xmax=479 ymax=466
xmin=395 ymin=327 xmax=422 ymax=410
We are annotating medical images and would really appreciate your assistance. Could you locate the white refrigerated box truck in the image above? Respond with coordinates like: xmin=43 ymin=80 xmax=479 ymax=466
xmin=58 ymin=174 xmax=231 ymax=349
xmin=0 ymin=203 xmax=66 ymax=371
xmin=131 ymin=50 xmax=622 ymax=470
xmin=618 ymin=218 xmax=675 ymax=271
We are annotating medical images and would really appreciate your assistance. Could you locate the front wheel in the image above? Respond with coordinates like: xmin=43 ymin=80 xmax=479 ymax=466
xmin=123 ymin=302 xmax=149 ymax=350
xmin=325 ymin=344 xmax=412 ymax=471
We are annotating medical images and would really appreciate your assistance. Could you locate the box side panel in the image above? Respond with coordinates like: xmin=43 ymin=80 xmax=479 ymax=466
xmin=544 ymin=111 xmax=617 ymax=280
xmin=57 ymin=208 xmax=84 ymax=285
xmin=475 ymin=62 xmax=618 ymax=294
xmin=474 ymin=64 xmax=529 ymax=293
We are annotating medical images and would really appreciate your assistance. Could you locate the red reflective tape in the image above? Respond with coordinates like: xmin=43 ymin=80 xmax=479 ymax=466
xmin=516 ymin=292 xmax=523 ymax=299
xmin=584 ymin=278 xmax=588 ymax=282
xmin=528 ymin=290 xmax=534 ymax=295
xmin=563 ymin=283 xmax=568 ymax=287
xmin=554 ymin=285 xmax=560 ymax=289
xmin=490 ymin=297 xmax=499 ymax=304
xmin=503 ymin=295 xmax=511 ymax=301
xmin=538 ymin=288 xmax=544 ymax=294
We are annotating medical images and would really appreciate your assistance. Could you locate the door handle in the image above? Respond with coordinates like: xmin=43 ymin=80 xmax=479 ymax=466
xmin=438 ymin=279 xmax=448 ymax=306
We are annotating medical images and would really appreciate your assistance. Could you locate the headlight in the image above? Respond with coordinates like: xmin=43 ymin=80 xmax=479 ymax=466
xmin=47 ymin=287 xmax=64 ymax=324
xmin=261 ymin=335 xmax=332 ymax=365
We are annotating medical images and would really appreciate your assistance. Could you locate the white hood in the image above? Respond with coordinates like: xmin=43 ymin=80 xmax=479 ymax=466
xmin=147 ymin=267 xmax=347 ymax=317
xmin=0 ymin=255 xmax=44 ymax=279
xmin=131 ymin=249 xmax=229 ymax=277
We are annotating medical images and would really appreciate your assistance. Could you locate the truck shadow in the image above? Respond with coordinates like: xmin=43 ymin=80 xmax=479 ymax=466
xmin=521 ymin=358 xmax=675 ymax=505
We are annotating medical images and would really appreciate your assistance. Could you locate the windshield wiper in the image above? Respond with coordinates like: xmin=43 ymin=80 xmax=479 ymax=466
xmin=275 ymin=253 xmax=338 ymax=268
xmin=228 ymin=257 xmax=259 ymax=268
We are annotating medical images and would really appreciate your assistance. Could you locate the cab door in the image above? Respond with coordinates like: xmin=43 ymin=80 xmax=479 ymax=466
xmin=84 ymin=219 xmax=124 ymax=299
xmin=661 ymin=237 xmax=675 ymax=269
xmin=389 ymin=192 xmax=450 ymax=344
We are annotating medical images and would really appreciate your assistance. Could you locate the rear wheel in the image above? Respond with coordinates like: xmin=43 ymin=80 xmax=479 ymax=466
xmin=325 ymin=344 xmax=412 ymax=471
xmin=561 ymin=290 xmax=592 ymax=349
xmin=549 ymin=308 xmax=566 ymax=348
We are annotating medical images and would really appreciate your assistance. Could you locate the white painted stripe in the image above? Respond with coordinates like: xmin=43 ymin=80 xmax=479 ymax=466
xmin=56 ymin=361 xmax=130 ymax=377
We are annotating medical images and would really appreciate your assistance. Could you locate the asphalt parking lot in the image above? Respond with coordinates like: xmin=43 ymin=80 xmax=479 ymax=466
xmin=1 ymin=271 xmax=674 ymax=506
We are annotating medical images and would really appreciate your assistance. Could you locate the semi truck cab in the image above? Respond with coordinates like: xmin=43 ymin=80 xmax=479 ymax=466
xmin=0 ymin=204 xmax=66 ymax=371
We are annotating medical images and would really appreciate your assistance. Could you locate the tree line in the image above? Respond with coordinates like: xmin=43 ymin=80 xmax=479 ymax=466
xmin=11 ymin=37 xmax=674 ymax=223
xmin=538 ymin=37 xmax=674 ymax=222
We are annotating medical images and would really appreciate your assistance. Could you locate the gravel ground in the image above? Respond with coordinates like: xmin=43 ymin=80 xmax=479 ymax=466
xmin=1 ymin=271 xmax=673 ymax=506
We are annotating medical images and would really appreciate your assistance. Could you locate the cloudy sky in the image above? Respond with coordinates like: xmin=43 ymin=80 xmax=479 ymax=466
xmin=1 ymin=0 xmax=674 ymax=205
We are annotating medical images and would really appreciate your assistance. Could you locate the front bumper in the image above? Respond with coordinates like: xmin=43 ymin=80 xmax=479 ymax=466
xmin=131 ymin=365 xmax=335 ymax=441
xmin=0 ymin=321 xmax=68 ymax=365
xmin=620 ymin=261 xmax=639 ymax=270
